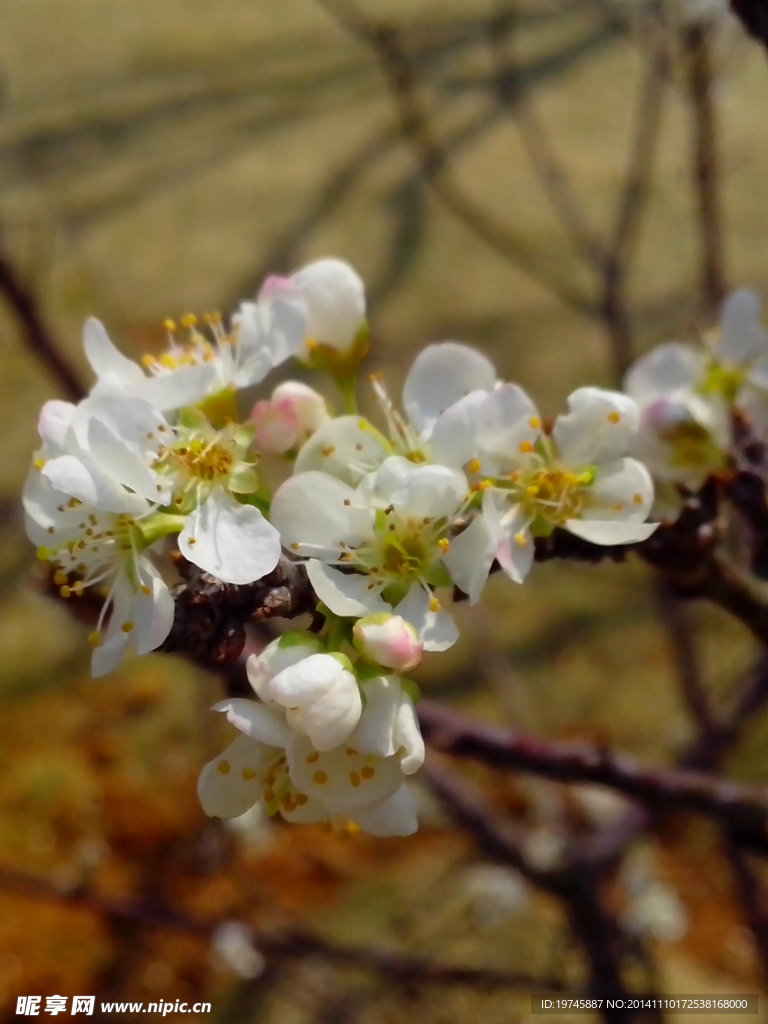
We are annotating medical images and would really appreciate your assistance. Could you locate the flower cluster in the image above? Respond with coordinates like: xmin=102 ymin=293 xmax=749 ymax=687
xmin=24 ymin=254 xmax=766 ymax=836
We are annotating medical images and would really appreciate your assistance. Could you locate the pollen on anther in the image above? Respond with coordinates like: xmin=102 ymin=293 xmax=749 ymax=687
xmin=519 ymin=441 xmax=534 ymax=454
xmin=633 ymin=493 xmax=643 ymax=505
xmin=140 ymin=584 xmax=151 ymax=595
xmin=306 ymin=751 xmax=320 ymax=764
xmin=525 ymin=485 xmax=539 ymax=497
xmin=529 ymin=416 xmax=541 ymax=429
xmin=88 ymin=631 xmax=102 ymax=648
xmin=141 ymin=354 xmax=157 ymax=368
xmin=53 ymin=570 xmax=68 ymax=586
xmin=321 ymin=445 xmax=336 ymax=457
xmin=438 ymin=538 xmax=450 ymax=552
xmin=163 ymin=318 xmax=176 ymax=332
xmin=361 ymin=766 xmax=375 ymax=780
xmin=59 ymin=585 xmax=71 ymax=599
xmin=343 ymin=499 xmax=351 ymax=506
xmin=608 ymin=411 xmax=621 ymax=424
xmin=429 ymin=596 xmax=440 ymax=612
xmin=355 ymin=443 xmax=363 ymax=451
xmin=34 ymin=458 xmax=45 ymax=470
xmin=313 ymin=771 xmax=328 ymax=785
xmin=188 ymin=537 xmax=196 ymax=546
xmin=349 ymin=772 xmax=361 ymax=787
xmin=467 ymin=458 xmax=481 ymax=474
xmin=296 ymin=793 xmax=309 ymax=806
xmin=121 ymin=620 xmax=134 ymax=633
xmin=217 ymin=760 xmax=231 ymax=775
xmin=291 ymin=542 xmax=299 ymax=551
xmin=241 ymin=768 xmax=257 ymax=781
xmin=514 ymin=532 xmax=527 ymax=547
xmin=612 ymin=502 xmax=624 ymax=512
xmin=181 ymin=313 xmax=198 ymax=328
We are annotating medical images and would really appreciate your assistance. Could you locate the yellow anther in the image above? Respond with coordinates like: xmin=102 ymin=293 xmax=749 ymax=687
xmin=34 ymin=458 xmax=45 ymax=470
xmin=321 ymin=445 xmax=336 ymax=457
xmin=121 ymin=620 xmax=134 ymax=633
xmin=181 ymin=313 xmax=197 ymax=328
xmin=467 ymin=458 xmax=481 ymax=474
xmin=358 ymin=419 xmax=368 ymax=430
xmin=72 ymin=581 xmax=84 ymax=596
xmin=141 ymin=354 xmax=158 ymax=368
xmin=53 ymin=570 xmax=68 ymax=586
xmin=612 ymin=502 xmax=624 ymax=512
xmin=529 ymin=416 xmax=541 ymax=429
xmin=241 ymin=768 xmax=257 ymax=781
xmin=429 ymin=596 xmax=440 ymax=613
xmin=514 ymin=532 xmax=527 ymax=547
xmin=159 ymin=353 xmax=178 ymax=369
xmin=140 ymin=584 xmax=151 ymax=595
xmin=59 ymin=585 xmax=71 ymax=598
xmin=525 ymin=485 xmax=539 ymax=498
xmin=313 ymin=770 xmax=328 ymax=785
xmin=187 ymin=537 xmax=196 ymax=546
xmin=633 ymin=493 xmax=644 ymax=505
xmin=349 ymin=772 xmax=361 ymax=787
xmin=438 ymin=537 xmax=450 ymax=552
xmin=296 ymin=793 xmax=309 ymax=806
xmin=87 ymin=631 xmax=102 ymax=648
xmin=163 ymin=319 xmax=176 ymax=332
xmin=306 ymin=751 xmax=320 ymax=764
xmin=519 ymin=441 xmax=534 ymax=454
xmin=217 ymin=760 xmax=231 ymax=776
xmin=361 ymin=766 xmax=375 ymax=780
xmin=565 ymin=473 xmax=579 ymax=486
xmin=608 ymin=411 xmax=620 ymax=424
xmin=305 ymin=337 xmax=319 ymax=351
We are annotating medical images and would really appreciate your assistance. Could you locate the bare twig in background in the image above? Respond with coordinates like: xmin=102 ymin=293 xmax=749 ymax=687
xmin=685 ymin=22 xmax=727 ymax=310
xmin=0 ymin=865 xmax=562 ymax=993
xmin=0 ymin=247 xmax=85 ymax=402
xmin=316 ymin=0 xmax=596 ymax=316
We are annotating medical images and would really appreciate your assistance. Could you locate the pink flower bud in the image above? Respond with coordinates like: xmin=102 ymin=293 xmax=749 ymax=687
xmin=353 ymin=614 xmax=424 ymax=672
xmin=250 ymin=398 xmax=300 ymax=454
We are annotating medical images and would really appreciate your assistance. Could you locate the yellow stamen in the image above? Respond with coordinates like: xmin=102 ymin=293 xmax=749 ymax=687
xmin=429 ymin=596 xmax=440 ymax=612
xmin=87 ymin=631 xmax=102 ymax=648
xmin=467 ymin=458 xmax=481 ymax=474
xmin=514 ymin=532 xmax=527 ymax=547
xmin=241 ymin=768 xmax=257 ymax=781
xmin=306 ymin=751 xmax=320 ymax=764
xmin=53 ymin=570 xmax=68 ymax=586
xmin=181 ymin=313 xmax=197 ymax=328
xmin=438 ymin=538 xmax=450 ymax=552
xmin=163 ymin=319 xmax=176 ymax=332
xmin=313 ymin=771 xmax=328 ymax=785
xmin=217 ymin=760 xmax=231 ymax=775
xmin=121 ymin=620 xmax=134 ymax=633
xmin=34 ymin=458 xmax=45 ymax=470
xmin=519 ymin=441 xmax=534 ymax=454
xmin=361 ymin=766 xmax=375 ymax=780
xmin=608 ymin=411 xmax=620 ymax=424
xmin=529 ymin=416 xmax=541 ymax=429
xmin=59 ymin=585 xmax=71 ymax=598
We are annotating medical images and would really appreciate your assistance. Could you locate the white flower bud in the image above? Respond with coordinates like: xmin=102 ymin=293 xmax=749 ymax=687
xmin=250 ymin=382 xmax=330 ymax=454
xmin=353 ymin=614 xmax=424 ymax=672
xmin=290 ymin=258 xmax=366 ymax=354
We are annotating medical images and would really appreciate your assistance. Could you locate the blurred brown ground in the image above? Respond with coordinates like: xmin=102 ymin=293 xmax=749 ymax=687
xmin=1 ymin=1 xmax=768 ymax=1021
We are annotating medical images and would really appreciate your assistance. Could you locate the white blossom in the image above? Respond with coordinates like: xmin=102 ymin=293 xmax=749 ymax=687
xmin=289 ymin=258 xmax=366 ymax=357
xmin=271 ymin=455 xmax=477 ymax=650
xmin=247 ymin=636 xmax=362 ymax=751
xmin=84 ymin=282 xmax=306 ymax=414
xmin=294 ymin=342 xmax=497 ymax=485
xmin=469 ymin=384 xmax=657 ymax=584
xmin=348 ymin=674 xmax=425 ymax=774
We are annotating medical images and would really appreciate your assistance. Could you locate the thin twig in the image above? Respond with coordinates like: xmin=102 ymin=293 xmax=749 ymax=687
xmin=0 ymin=248 xmax=85 ymax=402
xmin=685 ymin=22 xmax=727 ymax=311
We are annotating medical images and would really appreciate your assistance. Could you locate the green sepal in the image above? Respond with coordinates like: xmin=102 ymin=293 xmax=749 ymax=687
xmin=278 ymin=631 xmax=322 ymax=651
xmin=328 ymin=651 xmax=355 ymax=674
xmin=135 ymin=512 xmax=186 ymax=548
xmin=401 ymin=677 xmax=421 ymax=703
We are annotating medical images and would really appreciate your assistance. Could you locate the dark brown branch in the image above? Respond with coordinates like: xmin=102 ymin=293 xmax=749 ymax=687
xmin=0 ymin=865 xmax=558 ymax=992
xmin=729 ymin=0 xmax=768 ymax=56
xmin=0 ymin=249 xmax=85 ymax=402
xmin=685 ymin=22 xmax=727 ymax=310
xmin=418 ymin=700 xmax=768 ymax=854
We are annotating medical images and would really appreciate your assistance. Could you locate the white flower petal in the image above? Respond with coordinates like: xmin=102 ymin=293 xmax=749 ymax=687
xmin=307 ymin=561 xmax=390 ymax=618
xmin=442 ymin=513 xmax=496 ymax=604
xmin=430 ymin=391 xmax=488 ymax=470
xmin=42 ymin=454 xmax=146 ymax=514
xmin=198 ymin=735 xmax=275 ymax=819
xmin=718 ymin=289 xmax=768 ymax=364
xmin=395 ymin=699 xmax=425 ymax=774
xmin=403 ymin=342 xmax=497 ymax=439
xmin=624 ymin=342 xmax=704 ymax=403
xmin=179 ymin=492 xmax=281 ymax=585
xmin=85 ymin=417 xmax=160 ymax=502
xmin=132 ymin=560 xmax=175 ymax=655
xmin=395 ymin=585 xmax=458 ymax=652
xmin=38 ymin=400 xmax=75 ymax=453
xmin=296 ymin=676 xmax=362 ymax=751
xmin=263 ymin=652 xmax=345 ymax=705
xmin=564 ymin=518 xmax=659 ymax=545
xmin=137 ymin=364 xmax=218 ymax=412
xmin=584 ymin=458 xmax=655 ymax=522
xmin=212 ymin=699 xmax=292 ymax=747
xmin=475 ymin=384 xmax=541 ymax=472
xmin=349 ymin=784 xmax=418 ymax=837
xmin=83 ymin=318 xmax=145 ymax=385
xmin=372 ymin=457 xmax=467 ymax=521
xmin=293 ymin=416 xmax=390 ymax=485
xmin=552 ymin=388 xmax=639 ymax=467
xmin=286 ymin=733 xmax=403 ymax=810
xmin=246 ymin=636 xmax=324 ymax=700
xmin=271 ymin=472 xmax=371 ymax=555
xmin=349 ymin=676 xmax=401 ymax=759
xmin=482 ymin=490 xmax=534 ymax=584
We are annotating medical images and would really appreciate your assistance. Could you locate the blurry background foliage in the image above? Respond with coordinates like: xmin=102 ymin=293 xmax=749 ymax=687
xmin=1 ymin=0 xmax=768 ymax=1021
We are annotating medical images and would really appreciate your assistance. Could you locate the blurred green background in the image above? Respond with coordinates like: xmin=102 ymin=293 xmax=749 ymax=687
xmin=2 ymin=1 xmax=768 ymax=1021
